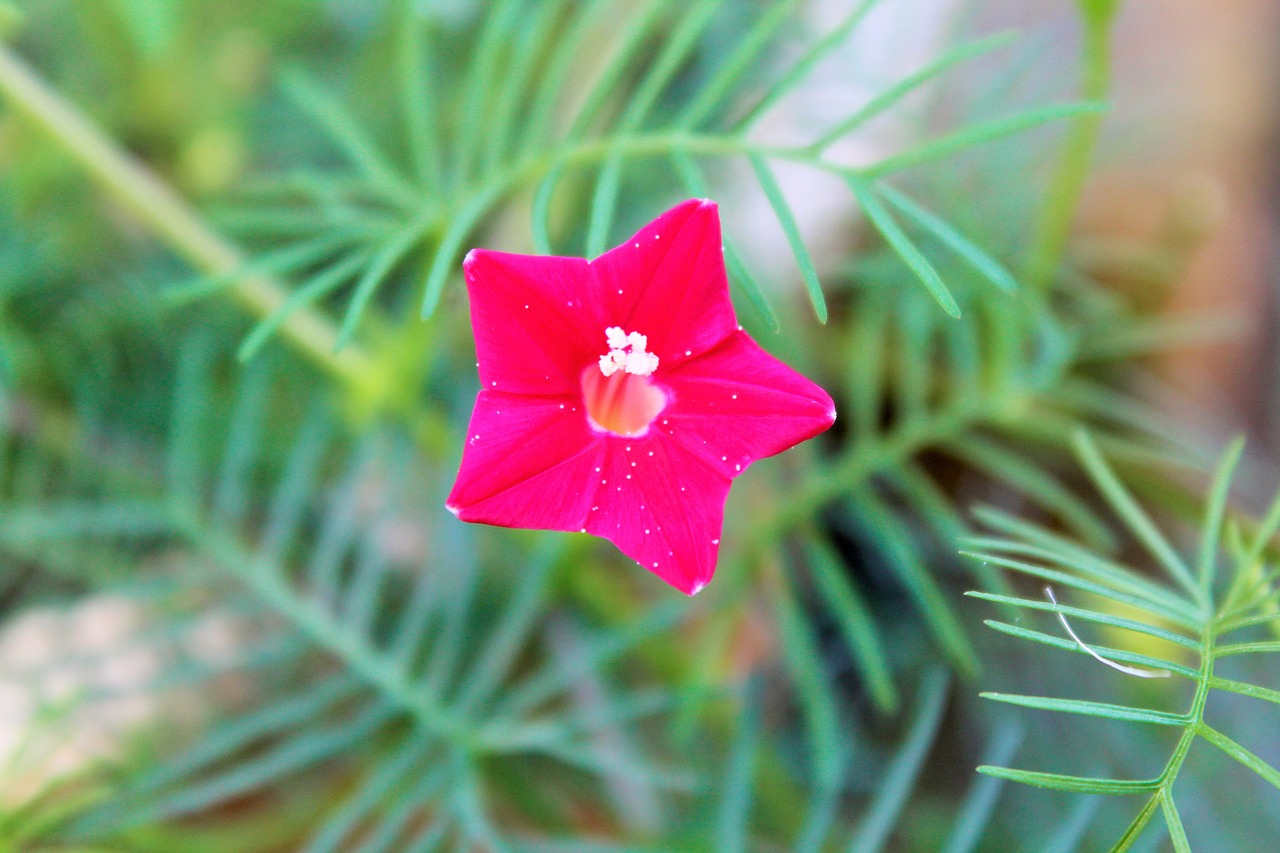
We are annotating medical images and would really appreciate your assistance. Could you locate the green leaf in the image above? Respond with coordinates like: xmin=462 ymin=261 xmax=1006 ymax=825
xmin=1197 ymin=436 xmax=1245 ymax=591
xmin=420 ymin=181 xmax=505 ymax=318
xmin=809 ymin=31 xmax=1018 ymax=153
xmin=774 ymin=569 xmax=843 ymax=789
xmin=848 ymin=669 xmax=949 ymax=853
xmin=676 ymin=0 xmax=804 ymax=129
xmin=716 ymin=683 xmax=761 ymax=853
xmin=974 ymin=767 xmax=1158 ymax=796
xmin=1160 ymin=789 xmax=1192 ymax=853
xmin=733 ymin=0 xmax=881 ymax=131
xmin=966 ymin=590 xmax=1199 ymax=649
xmin=848 ymin=177 xmax=960 ymax=317
xmin=947 ymin=436 xmax=1114 ymax=548
xmin=1208 ymin=676 xmax=1280 ymax=707
xmin=749 ymin=153 xmax=828 ymax=322
xmin=980 ymin=693 xmax=1187 ymax=727
xmin=1073 ymin=431 xmax=1201 ymax=601
xmin=669 ymin=150 xmax=778 ymax=330
xmin=281 ymin=69 xmax=413 ymax=208
xmin=336 ymin=216 xmax=429 ymax=350
xmin=855 ymin=492 xmax=978 ymax=673
xmin=982 ymin=620 xmax=1196 ymax=678
xmin=805 ymin=540 xmax=898 ymax=711
xmin=875 ymin=182 xmax=1018 ymax=293
xmin=862 ymin=101 xmax=1109 ymax=178
xmin=940 ymin=723 xmax=1022 ymax=853
xmin=239 ymin=251 xmax=371 ymax=362
xmin=1197 ymin=724 xmax=1280 ymax=791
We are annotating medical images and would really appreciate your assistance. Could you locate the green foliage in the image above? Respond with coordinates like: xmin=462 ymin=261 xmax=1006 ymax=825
xmin=206 ymin=0 xmax=1100 ymax=345
xmin=967 ymin=434 xmax=1280 ymax=850
xmin=0 ymin=0 xmax=1271 ymax=850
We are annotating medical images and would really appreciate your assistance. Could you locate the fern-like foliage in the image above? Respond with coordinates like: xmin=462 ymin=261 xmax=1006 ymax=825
xmin=191 ymin=0 xmax=1098 ymax=359
xmin=966 ymin=433 xmax=1280 ymax=851
xmin=0 ymin=338 xmax=699 ymax=849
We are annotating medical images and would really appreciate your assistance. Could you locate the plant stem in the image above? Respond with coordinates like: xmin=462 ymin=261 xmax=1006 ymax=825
xmin=0 ymin=46 xmax=374 ymax=385
xmin=1022 ymin=2 xmax=1120 ymax=290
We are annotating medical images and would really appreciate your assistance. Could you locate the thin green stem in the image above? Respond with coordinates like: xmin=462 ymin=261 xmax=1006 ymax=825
xmin=1022 ymin=3 xmax=1120 ymax=289
xmin=0 ymin=45 xmax=373 ymax=385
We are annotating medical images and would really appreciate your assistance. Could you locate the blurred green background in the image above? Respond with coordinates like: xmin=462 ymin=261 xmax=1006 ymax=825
xmin=0 ymin=1 xmax=1277 ymax=850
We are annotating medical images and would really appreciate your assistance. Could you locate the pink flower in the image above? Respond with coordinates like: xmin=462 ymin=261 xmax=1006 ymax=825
xmin=446 ymin=200 xmax=836 ymax=594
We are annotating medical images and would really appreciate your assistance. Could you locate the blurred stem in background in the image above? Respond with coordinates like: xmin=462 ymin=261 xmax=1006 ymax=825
xmin=1023 ymin=0 xmax=1121 ymax=289
xmin=0 ymin=44 xmax=374 ymax=387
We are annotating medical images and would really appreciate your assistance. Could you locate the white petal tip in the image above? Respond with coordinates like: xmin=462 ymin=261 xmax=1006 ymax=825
xmin=445 ymin=504 xmax=461 ymax=518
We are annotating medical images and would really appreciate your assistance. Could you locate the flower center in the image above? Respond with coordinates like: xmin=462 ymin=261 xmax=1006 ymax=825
xmin=582 ymin=327 xmax=666 ymax=436
xmin=597 ymin=326 xmax=658 ymax=377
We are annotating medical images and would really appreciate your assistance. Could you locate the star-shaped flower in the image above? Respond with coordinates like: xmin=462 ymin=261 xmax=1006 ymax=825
xmin=446 ymin=199 xmax=835 ymax=594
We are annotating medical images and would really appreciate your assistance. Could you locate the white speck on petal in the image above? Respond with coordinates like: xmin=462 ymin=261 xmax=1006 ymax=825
xmin=712 ymin=538 xmax=719 ymax=545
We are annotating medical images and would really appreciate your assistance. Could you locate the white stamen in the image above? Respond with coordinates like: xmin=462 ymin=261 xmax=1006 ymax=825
xmin=597 ymin=326 xmax=659 ymax=377
xmin=1045 ymin=587 xmax=1171 ymax=678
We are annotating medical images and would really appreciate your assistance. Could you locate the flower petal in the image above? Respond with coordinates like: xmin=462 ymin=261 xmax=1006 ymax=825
xmin=446 ymin=391 xmax=603 ymax=530
xmin=585 ymin=435 xmax=729 ymax=595
xmin=659 ymin=330 xmax=836 ymax=475
xmin=593 ymin=199 xmax=737 ymax=367
xmin=463 ymin=250 xmax=602 ymax=396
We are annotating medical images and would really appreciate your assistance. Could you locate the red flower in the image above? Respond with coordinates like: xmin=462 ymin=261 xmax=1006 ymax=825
xmin=446 ymin=200 xmax=835 ymax=594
